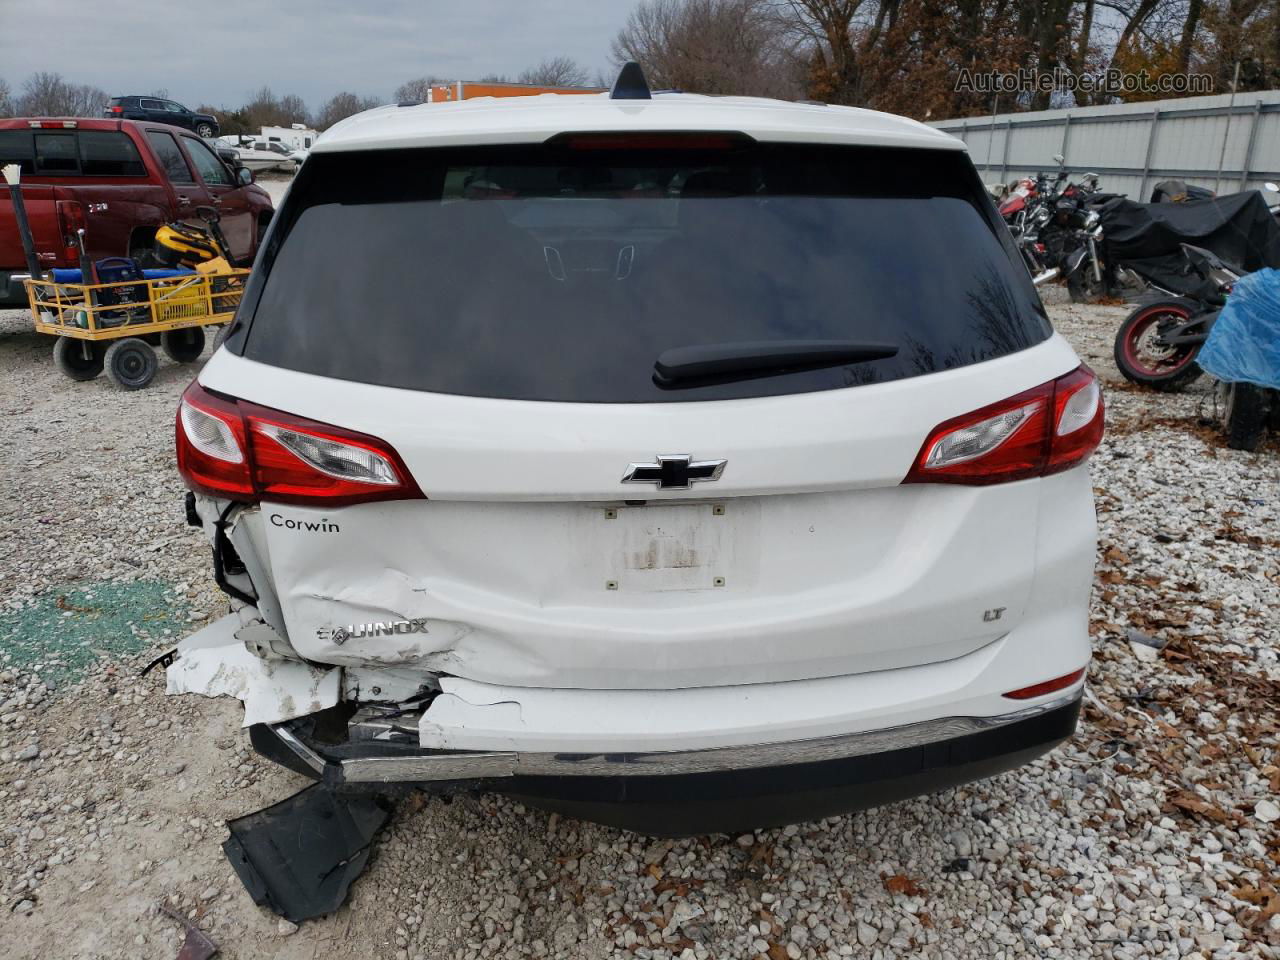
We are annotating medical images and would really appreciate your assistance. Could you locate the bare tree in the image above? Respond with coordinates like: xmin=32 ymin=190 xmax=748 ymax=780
xmin=517 ymin=56 xmax=591 ymax=86
xmin=478 ymin=73 xmax=512 ymax=83
xmin=315 ymin=91 xmax=382 ymax=129
xmin=17 ymin=72 xmax=108 ymax=116
xmin=613 ymin=0 xmax=803 ymax=97
xmin=278 ymin=93 xmax=310 ymax=126
xmin=237 ymin=87 xmax=312 ymax=130
xmin=394 ymin=76 xmax=444 ymax=102
xmin=0 ymin=78 xmax=12 ymax=118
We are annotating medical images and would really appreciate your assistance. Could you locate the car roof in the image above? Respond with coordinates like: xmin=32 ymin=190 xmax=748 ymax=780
xmin=315 ymin=93 xmax=964 ymax=154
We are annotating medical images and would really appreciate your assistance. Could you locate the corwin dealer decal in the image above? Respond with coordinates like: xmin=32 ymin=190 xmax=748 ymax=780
xmin=317 ymin=619 xmax=430 ymax=645
xmin=270 ymin=513 xmax=339 ymax=533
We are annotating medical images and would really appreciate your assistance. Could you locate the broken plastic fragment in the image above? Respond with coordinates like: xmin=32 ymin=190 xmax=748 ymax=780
xmin=165 ymin=613 xmax=339 ymax=725
xmin=222 ymin=785 xmax=392 ymax=922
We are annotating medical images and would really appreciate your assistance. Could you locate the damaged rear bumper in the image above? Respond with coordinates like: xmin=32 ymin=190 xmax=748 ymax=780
xmin=166 ymin=610 xmax=1085 ymax=833
xmin=252 ymin=694 xmax=1080 ymax=835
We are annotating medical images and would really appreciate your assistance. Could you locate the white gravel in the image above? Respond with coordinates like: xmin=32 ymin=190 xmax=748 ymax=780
xmin=0 ymin=289 xmax=1277 ymax=959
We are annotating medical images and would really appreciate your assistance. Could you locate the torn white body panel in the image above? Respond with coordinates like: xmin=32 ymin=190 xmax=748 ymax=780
xmin=165 ymin=612 xmax=340 ymax=726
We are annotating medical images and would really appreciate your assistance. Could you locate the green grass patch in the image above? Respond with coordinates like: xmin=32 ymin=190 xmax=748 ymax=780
xmin=0 ymin=581 xmax=192 ymax=685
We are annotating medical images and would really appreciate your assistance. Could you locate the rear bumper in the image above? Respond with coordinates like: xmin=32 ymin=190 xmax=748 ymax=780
xmin=0 ymin=270 xmax=32 ymax=305
xmin=251 ymin=693 xmax=1080 ymax=835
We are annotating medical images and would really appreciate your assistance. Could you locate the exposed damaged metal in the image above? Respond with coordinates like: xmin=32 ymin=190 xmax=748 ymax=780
xmin=221 ymin=785 xmax=392 ymax=923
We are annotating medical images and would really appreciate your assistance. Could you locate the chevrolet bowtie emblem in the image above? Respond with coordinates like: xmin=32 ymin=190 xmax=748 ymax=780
xmin=621 ymin=454 xmax=726 ymax=490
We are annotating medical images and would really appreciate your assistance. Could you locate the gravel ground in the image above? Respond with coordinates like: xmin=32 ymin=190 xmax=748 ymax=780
xmin=0 ymin=288 xmax=1277 ymax=959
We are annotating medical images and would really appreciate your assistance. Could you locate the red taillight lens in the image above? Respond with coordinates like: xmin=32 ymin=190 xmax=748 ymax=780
xmin=175 ymin=382 xmax=424 ymax=506
xmin=903 ymin=365 xmax=1104 ymax=486
xmin=176 ymin=385 xmax=253 ymax=499
xmin=56 ymin=200 xmax=86 ymax=257
xmin=1003 ymin=667 xmax=1086 ymax=700
xmin=1045 ymin=366 xmax=1104 ymax=474
xmin=109 ymin=105 xmax=123 ymax=113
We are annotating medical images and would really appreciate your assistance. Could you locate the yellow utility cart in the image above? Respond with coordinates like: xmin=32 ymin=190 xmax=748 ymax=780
xmin=26 ymin=267 xmax=249 ymax=389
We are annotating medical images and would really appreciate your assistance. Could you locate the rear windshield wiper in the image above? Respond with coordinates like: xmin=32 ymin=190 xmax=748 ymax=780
xmin=653 ymin=339 xmax=899 ymax=387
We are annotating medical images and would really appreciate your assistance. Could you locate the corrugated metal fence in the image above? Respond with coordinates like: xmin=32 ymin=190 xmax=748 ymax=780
xmin=930 ymin=90 xmax=1280 ymax=200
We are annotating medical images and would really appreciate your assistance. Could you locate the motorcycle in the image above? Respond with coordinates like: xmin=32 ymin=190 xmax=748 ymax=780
xmin=1001 ymin=157 xmax=1106 ymax=297
xmin=1112 ymin=244 xmax=1242 ymax=391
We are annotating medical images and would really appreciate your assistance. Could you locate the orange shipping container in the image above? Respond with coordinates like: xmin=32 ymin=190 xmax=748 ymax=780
xmin=420 ymin=81 xmax=603 ymax=103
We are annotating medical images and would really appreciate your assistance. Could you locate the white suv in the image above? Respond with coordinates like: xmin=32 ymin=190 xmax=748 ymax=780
xmin=168 ymin=70 xmax=1102 ymax=835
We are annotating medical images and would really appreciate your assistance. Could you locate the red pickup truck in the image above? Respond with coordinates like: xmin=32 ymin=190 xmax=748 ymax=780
xmin=0 ymin=118 xmax=274 ymax=304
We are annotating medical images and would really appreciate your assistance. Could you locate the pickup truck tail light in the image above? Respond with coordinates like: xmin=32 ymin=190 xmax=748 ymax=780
xmin=56 ymin=200 xmax=86 ymax=259
xmin=176 ymin=382 xmax=425 ymax=506
xmin=903 ymin=365 xmax=1104 ymax=485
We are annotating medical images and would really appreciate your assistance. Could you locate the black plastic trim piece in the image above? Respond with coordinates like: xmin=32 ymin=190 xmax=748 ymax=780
xmin=211 ymin=502 xmax=257 ymax=607
xmin=222 ymin=784 xmax=392 ymax=922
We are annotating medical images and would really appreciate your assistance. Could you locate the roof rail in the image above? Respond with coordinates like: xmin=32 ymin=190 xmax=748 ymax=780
xmin=610 ymin=62 xmax=652 ymax=101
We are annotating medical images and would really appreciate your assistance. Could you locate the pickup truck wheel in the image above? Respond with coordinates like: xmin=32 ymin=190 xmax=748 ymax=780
xmin=52 ymin=337 xmax=104 ymax=381
xmin=161 ymin=327 xmax=206 ymax=363
xmin=195 ymin=123 xmax=215 ymax=139
xmin=104 ymin=337 xmax=159 ymax=390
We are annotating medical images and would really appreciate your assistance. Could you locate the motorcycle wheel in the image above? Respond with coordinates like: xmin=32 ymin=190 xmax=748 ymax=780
xmin=1067 ymin=270 xmax=1098 ymax=303
xmin=1223 ymin=382 xmax=1269 ymax=452
xmin=1113 ymin=300 xmax=1204 ymax=391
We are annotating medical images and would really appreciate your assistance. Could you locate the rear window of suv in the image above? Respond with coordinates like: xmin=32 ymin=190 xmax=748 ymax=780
xmin=238 ymin=141 xmax=1050 ymax=403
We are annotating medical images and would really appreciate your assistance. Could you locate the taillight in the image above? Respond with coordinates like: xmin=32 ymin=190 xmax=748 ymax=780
xmin=109 ymin=105 xmax=123 ymax=113
xmin=903 ymin=365 xmax=1104 ymax=486
xmin=56 ymin=200 xmax=86 ymax=258
xmin=175 ymin=382 xmax=424 ymax=506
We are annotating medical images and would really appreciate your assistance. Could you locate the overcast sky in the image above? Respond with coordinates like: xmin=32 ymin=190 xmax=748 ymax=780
xmin=2 ymin=0 xmax=636 ymax=109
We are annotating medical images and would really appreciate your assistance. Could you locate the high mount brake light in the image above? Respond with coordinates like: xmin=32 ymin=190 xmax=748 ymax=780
xmin=548 ymin=132 xmax=754 ymax=151
xmin=175 ymin=382 xmax=425 ymax=506
xmin=903 ymin=365 xmax=1104 ymax=486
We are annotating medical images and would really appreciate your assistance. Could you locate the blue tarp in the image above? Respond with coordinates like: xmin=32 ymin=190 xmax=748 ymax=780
xmin=1197 ymin=268 xmax=1280 ymax=390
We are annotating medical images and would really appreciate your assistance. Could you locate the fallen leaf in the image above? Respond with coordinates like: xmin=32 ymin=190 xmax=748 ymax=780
xmin=1166 ymin=791 xmax=1233 ymax=824
xmin=883 ymin=874 xmax=926 ymax=897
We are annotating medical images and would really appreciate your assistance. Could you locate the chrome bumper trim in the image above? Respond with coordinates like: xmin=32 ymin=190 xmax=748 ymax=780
xmin=272 ymin=691 xmax=1082 ymax=784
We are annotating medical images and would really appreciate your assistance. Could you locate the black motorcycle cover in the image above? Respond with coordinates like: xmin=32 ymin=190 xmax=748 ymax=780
xmin=1099 ymin=191 xmax=1280 ymax=296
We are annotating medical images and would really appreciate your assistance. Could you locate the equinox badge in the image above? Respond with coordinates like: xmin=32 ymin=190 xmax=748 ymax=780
xmin=322 ymin=619 xmax=430 ymax=645
xmin=622 ymin=454 xmax=726 ymax=490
